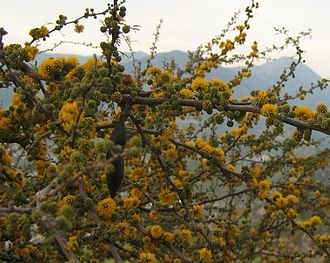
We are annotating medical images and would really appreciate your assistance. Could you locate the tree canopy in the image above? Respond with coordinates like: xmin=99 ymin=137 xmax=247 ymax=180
xmin=0 ymin=1 xmax=329 ymax=262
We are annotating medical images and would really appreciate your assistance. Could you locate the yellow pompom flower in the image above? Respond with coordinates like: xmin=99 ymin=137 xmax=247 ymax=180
xmin=275 ymin=197 xmax=288 ymax=208
xmin=308 ymin=215 xmax=321 ymax=226
xmin=163 ymin=232 xmax=175 ymax=242
xmin=221 ymin=39 xmax=234 ymax=52
xmin=130 ymin=167 xmax=145 ymax=181
xmin=139 ymin=252 xmax=157 ymax=263
xmin=287 ymin=208 xmax=297 ymax=218
xmin=286 ymin=194 xmax=298 ymax=204
xmin=179 ymin=229 xmax=192 ymax=241
xmin=59 ymin=101 xmax=79 ymax=131
xmin=250 ymin=166 xmax=263 ymax=178
xmin=123 ymin=197 xmax=140 ymax=209
xmin=148 ymin=225 xmax=164 ymax=239
xmin=159 ymin=188 xmax=177 ymax=205
xmin=260 ymin=103 xmax=278 ymax=118
xmin=208 ymin=78 xmax=230 ymax=92
xmin=193 ymin=205 xmax=205 ymax=218
xmin=271 ymin=191 xmax=282 ymax=200
xmin=96 ymin=197 xmax=117 ymax=218
xmin=2 ymin=155 xmax=13 ymax=165
xmin=199 ymin=248 xmax=213 ymax=262
xmin=191 ymin=77 xmax=208 ymax=90
xmin=179 ymin=88 xmax=194 ymax=98
xmin=165 ymin=145 xmax=178 ymax=161
xmin=146 ymin=66 xmax=162 ymax=76
xmin=74 ymin=24 xmax=84 ymax=33
xmin=82 ymin=57 xmax=102 ymax=72
xmin=294 ymin=106 xmax=315 ymax=120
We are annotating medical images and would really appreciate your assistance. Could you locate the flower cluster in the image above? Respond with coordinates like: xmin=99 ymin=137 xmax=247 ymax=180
xmin=257 ymin=179 xmax=271 ymax=200
xmin=38 ymin=56 xmax=78 ymax=79
xmin=220 ymin=39 xmax=235 ymax=53
xmin=195 ymin=138 xmax=225 ymax=161
xmin=139 ymin=252 xmax=157 ymax=263
xmin=11 ymin=94 xmax=32 ymax=121
xmin=297 ymin=215 xmax=322 ymax=228
xmin=0 ymin=109 xmax=11 ymax=130
xmin=58 ymin=101 xmax=79 ymax=131
xmin=196 ymin=60 xmax=217 ymax=77
xmin=29 ymin=25 xmax=49 ymax=40
xmin=272 ymin=191 xmax=298 ymax=208
xmin=0 ymin=146 xmax=13 ymax=172
xmin=24 ymin=43 xmax=39 ymax=61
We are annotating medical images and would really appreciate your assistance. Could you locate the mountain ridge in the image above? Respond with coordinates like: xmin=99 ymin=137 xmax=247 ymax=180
xmin=0 ymin=51 xmax=328 ymax=109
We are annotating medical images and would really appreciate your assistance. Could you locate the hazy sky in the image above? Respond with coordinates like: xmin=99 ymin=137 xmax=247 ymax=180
xmin=1 ymin=0 xmax=330 ymax=76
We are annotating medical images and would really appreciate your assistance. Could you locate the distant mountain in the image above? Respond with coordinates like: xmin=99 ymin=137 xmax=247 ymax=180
xmin=35 ymin=53 xmax=91 ymax=64
xmin=121 ymin=51 xmax=326 ymax=107
xmin=0 ymin=51 xmax=328 ymax=109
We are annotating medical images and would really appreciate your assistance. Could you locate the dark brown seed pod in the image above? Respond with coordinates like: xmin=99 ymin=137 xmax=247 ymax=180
xmin=106 ymin=118 xmax=127 ymax=197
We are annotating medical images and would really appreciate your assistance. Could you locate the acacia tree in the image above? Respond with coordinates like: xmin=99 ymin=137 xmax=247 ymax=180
xmin=0 ymin=1 xmax=329 ymax=262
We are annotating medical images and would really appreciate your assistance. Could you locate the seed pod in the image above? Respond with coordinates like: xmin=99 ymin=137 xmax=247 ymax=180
xmin=106 ymin=118 xmax=127 ymax=197
xmin=20 ymin=62 xmax=44 ymax=81
xmin=109 ymin=118 xmax=127 ymax=148
xmin=106 ymin=156 xmax=124 ymax=198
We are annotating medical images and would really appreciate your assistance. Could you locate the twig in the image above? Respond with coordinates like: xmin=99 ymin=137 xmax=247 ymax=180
xmin=42 ymin=216 xmax=79 ymax=263
xmin=0 ymin=206 xmax=33 ymax=216
xmin=198 ymin=189 xmax=251 ymax=205
xmin=265 ymin=198 xmax=330 ymax=257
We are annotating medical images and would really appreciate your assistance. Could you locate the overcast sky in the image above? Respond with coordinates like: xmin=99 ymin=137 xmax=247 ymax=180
xmin=1 ymin=0 xmax=330 ymax=76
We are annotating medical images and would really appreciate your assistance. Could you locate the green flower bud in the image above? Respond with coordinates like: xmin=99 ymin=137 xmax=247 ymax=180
xmin=111 ymin=91 xmax=123 ymax=103
xmin=122 ymin=24 xmax=130 ymax=34
xmin=316 ymin=102 xmax=328 ymax=114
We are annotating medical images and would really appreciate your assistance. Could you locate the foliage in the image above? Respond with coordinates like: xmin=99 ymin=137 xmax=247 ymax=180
xmin=0 ymin=1 xmax=329 ymax=262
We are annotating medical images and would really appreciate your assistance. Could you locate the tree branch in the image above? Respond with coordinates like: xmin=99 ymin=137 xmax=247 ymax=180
xmin=122 ymin=95 xmax=330 ymax=136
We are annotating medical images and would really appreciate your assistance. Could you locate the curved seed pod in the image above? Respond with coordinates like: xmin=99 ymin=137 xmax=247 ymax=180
xmin=106 ymin=117 xmax=127 ymax=197
xmin=20 ymin=62 xmax=45 ymax=81
xmin=109 ymin=118 xmax=127 ymax=148
xmin=107 ymin=156 xmax=124 ymax=198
